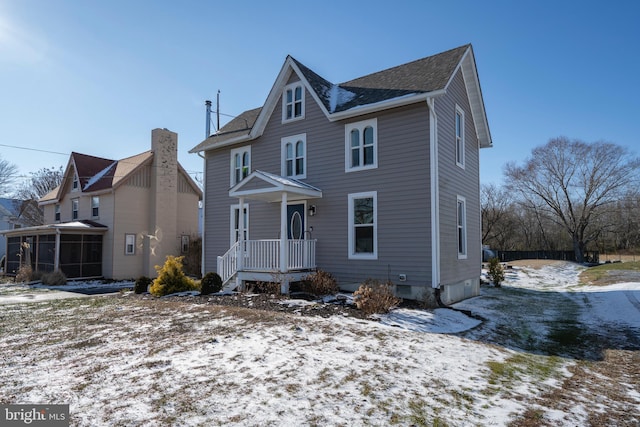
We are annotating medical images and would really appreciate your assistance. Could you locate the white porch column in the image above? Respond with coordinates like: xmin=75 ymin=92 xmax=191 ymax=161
xmin=54 ymin=230 xmax=61 ymax=272
xmin=237 ymin=196 xmax=245 ymax=273
xmin=280 ymin=192 xmax=288 ymax=273
xmin=280 ymin=192 xmax=289 ymax=294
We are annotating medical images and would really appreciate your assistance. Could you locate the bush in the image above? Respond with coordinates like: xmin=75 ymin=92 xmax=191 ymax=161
xmin=134 ymin=276 xmax=152 ymax=294
xmin=149 ymin=255 xmax=197 ymax=297
xmin=200 ymin=272 xmax=223 ymax=295
xmin=41 ymin=270 xmax=67 ymax=286
xmin=353 ymin=279 xmax=401 ymax=315
xmin=301 ymin=270 xmax=339 ymax=297
xmin=15 ymin=265 xmax=33 ymax=283
xmin=487 ymin=257 xmax=505 ymax=287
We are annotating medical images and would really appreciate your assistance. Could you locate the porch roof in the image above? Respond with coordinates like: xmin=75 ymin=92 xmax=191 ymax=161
xmin=229 ymin=170 xmax=322 ymax=203
xmin=0 ymin=220 xmax=109 ymax=237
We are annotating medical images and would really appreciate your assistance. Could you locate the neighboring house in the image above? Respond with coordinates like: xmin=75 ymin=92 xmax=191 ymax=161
xmin=190 ymin=44 xmax=492 ymax=304
xmin=0 ymin=129 xmax=202 ymax=279
xmin=0 ymin=198 xmax=29 ymax=272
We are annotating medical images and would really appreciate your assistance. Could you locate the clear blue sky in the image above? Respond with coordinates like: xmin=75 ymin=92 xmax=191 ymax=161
xmin=1 ymin=0 xmax=638 ymax=191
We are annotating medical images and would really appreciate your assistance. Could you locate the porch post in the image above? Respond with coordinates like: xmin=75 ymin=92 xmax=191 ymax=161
xmin=237 ymin=196 xmax=245 ymax=273
xmin=280 ymin=192 xmax=289 ymax=294
xmin=280 ymin=192 xmax=288 ymax=273
xmin=54 ymin=230 xmax=61 ymax=272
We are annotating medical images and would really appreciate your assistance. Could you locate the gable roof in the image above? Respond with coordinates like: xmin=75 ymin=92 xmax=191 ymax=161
xmin=190 ymin=44 xmax=491 ymax=153
xmin=39 ymin=148 xmax=200 ymax=204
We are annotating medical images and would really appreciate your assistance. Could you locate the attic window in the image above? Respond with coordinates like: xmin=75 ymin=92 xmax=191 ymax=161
xmin=283 ymin=82 xmax=304 ymax=122
xmin=72 ymin=174 xmax=79 ymax=191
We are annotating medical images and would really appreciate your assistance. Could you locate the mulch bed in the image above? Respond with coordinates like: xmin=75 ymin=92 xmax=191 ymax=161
xmin=124 ymin=291 xmax=373 ymax=319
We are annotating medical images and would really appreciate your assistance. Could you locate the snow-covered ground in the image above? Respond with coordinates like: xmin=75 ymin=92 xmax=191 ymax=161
xmin=1 ymin=263 xmax=639 ymax=426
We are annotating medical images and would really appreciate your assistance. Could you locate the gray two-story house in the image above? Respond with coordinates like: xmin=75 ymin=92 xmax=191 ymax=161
xmin=190 ymin=44 xmax=492 ymax=304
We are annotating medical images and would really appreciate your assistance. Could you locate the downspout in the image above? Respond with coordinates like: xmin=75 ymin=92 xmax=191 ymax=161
xmin=427 ymin=97 xmax=445 ymax=307
xmin=197 ymin=151 xmax=206 ymax=278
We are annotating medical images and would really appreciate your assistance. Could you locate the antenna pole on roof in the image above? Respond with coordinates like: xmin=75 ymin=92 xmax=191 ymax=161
xmin=205 ymin=100 xmax=212 ymax=138
xmin=216 ymin=90 xmax=220 ymax=132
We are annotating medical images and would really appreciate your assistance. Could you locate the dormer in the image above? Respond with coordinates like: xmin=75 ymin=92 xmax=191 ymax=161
xmin=282 ymin=81 xmax=305 ymax=123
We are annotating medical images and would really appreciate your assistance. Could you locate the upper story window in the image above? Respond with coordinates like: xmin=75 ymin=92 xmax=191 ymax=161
xmin=71 ymin=198 xmax=79 ymax=220
xmin=54 ymin=204 xmax=60 ymax=222
xmin=72 ymin=173 xmax=79 ymax=191
xmin=230 ymin=146 xmax=251 ymax=185
xmin=91 ymin=196 xmax=99 ymax=218
xmin=457 ymin=196 xmax=467 ymax=259
xmin=345 ymin=118 xmax=377 ymax=172
xmin=282 ymin=82 xmax=304 ymax=122
xmin=348 ymin=191 xmax=377 ymax=259
xmin=455 ymin=105 xmax=465 ymax=168
xmin=125 ymin=234 xmax=136 ymax=255
xmin=282 ymin=134 xmax=306 ymax=179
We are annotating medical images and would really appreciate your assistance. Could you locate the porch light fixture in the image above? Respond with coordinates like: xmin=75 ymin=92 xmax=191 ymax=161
xmin=308 ymin=205 xmax=316 ymax=217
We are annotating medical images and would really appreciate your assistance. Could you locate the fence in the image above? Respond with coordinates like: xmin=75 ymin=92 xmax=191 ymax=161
xmin=494 ymin=250 xmax=599 ymax=264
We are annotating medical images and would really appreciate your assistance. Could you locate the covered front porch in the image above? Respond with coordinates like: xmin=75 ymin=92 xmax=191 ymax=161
xmin=217 ymin=170 xmax=322 ymax=291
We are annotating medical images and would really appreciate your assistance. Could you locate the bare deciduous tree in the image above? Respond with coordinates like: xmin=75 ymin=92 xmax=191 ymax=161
xmin=12 ymin=166 xmax=64 ymax=226
xmin=0 ymin=156 xmax=19 ymax=196
xmin=505 ymin=137 xmax=640 ymax=263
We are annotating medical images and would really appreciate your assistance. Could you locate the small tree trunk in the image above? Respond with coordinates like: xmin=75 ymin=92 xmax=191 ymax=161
xmin=573 ymin=235 xmax=585 ymax=263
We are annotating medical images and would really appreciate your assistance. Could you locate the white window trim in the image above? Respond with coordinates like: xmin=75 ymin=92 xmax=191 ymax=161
xmin=348 ymin=191 xmax=378 ymax=260
xmin=54 ymin=204 xmax=60 ymax=222
xmin=72 ymin=172 xmax=79 ymax=192
xmin=229 ymin=146 xmax=251 ymax=186
xmin=455 ymin=105 xmax=465 ymax=169
xmin=345 ymin=118 xmax=378 ymax=172
xmin=91 ymin=196 xmax=99 ymax=218
xmin=230 ymin=204 xmax=249 ymax=246
xmin=71 ymin=198 xmax=79 ymax=220
xmin=125 ymin=233 xmax=136 ymax=255
xmin=282 ymin=82 xmax=305 ymax=123
xmin=281 ymin=133 xmax=307 ymax=179
xmin=457 ymin=195 xmax=467 ymax=259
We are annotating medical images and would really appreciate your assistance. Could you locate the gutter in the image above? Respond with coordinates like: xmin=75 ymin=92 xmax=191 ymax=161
xmin=427 ymin=96 xmax=441 ymax=291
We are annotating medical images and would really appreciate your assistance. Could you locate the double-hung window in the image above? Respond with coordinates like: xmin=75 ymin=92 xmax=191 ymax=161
xmin=345 ymin=118 xmax=377 ymax=172
xmin=125 ymin=234 xmax=136 ymax=255
xmin=72 ymin=173 xmax=79 ymax=191
xmin=455 ymin=105 xmax=465 ymax=168
xmin=348 ymin=192 xmax=377 ymax=259
xmin=282 ymin=134 xmax=306 ymax=179
xmin=91 ymin=196 xmax=99 ymax=218
xmin=54 ymin=204 xmax=60 ymax=222
xmin=283 ymin=82 xmax=304 ymax=122
xmin=457 ymin=196 xmax=467 ymax=259
xmin=71 ymin=199 xmax=79 ymax=220
xmin=230 ymin=146 xmax=251 ymax=185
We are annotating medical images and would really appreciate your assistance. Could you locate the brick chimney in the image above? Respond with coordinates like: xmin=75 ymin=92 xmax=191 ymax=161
xmin=148 ymin=128 xmax=178 ymax=276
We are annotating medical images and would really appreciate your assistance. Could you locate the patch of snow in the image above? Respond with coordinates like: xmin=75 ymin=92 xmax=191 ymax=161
xmin=328 ymin=84 xmax=356 ymax=112
xmin=83 ymin=161 xmax=117 ymax=190
xmin=377 ymin=307 xmax=482 ymax=333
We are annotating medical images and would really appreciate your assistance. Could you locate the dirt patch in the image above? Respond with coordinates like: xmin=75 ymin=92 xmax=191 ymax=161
xmin=509 ymin=349 xmax=640 ymax=426
xmin=123 ymin=291 xmax=372 ymax=319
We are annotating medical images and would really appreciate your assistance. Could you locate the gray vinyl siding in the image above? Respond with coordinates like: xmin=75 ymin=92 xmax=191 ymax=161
xmin=204 ymin=72 xmax=482 ymax=290
xmin=203 ymin=79 xmax=435 ymax=287
xmin=437 ymin=70 xmax=482 ymax=285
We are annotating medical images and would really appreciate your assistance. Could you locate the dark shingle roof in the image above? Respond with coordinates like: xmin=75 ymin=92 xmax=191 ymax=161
xmin=72 ymin=152 xmax=117 ymax=192
xmin=191 ymin=44 xmax=475 ymax=151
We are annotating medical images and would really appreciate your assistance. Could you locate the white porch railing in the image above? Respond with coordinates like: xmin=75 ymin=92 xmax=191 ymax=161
xmin=217 ymin=239 xmax=317 ymax=285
